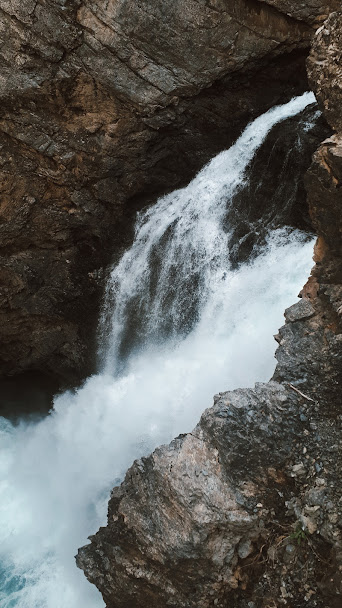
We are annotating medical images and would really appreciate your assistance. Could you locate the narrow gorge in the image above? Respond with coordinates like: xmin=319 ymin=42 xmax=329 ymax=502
xmin=0 ymin=2 xmax=341 ymax=608
xmin=0 ymin=0 xmax=339 ymax=386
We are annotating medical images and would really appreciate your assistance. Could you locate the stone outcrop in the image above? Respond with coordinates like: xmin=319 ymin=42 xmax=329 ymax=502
xmin=274 ymin=10 xmax=342 ymax=409
xmin=0 ymin=0 xmax=338 ymax=383
xmin=77 ymin=9 xmax=342 ymax=608
xmin=259 ymin=0 xmax=339 ymax=24
xmin=77 ymin=382 xmax=342 ymax=607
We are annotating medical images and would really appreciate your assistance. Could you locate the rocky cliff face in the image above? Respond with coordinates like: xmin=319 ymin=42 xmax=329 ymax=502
xmin=0 ymin=0 xmax=338 ymax=383
xmin=77 ymin=10 xmax=342 ymax=608
xmin=274 ymin=10 xmax=342 ymax=409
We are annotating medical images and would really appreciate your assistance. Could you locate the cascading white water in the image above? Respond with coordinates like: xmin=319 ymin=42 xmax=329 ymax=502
xmin=99 ymin=91 xmax=317 ymax=372
xmin=0 ymin=92 xmax=316 ymax=608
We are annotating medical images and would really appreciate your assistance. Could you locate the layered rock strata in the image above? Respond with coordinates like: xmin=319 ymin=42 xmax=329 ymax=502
xmin=0 ymin=0 xmax=338 ymax=382
xmin=77 ymin=10 xmax=342 ymax=608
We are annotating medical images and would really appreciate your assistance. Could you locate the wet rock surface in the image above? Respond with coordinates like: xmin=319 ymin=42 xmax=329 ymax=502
xmin=226 ymin=105 xmax=330 ymax=266
xmin=0 ymin=0 xmax=337 ymax=383
xmin=77 ymin=8 xmax=342 ymax=607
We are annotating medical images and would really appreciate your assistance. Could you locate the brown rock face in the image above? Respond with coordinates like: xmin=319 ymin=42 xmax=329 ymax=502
xmin=0 ymin=0 xmax=336 ymax=383
xmin=77 ymin=9 xmax=342 ymax=608
xmin=307 ymin=11 xmax=342 ymax=131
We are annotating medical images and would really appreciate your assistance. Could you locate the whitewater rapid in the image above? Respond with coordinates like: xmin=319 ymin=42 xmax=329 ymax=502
xmin=0 ymin=92 xmax=316 ymax=608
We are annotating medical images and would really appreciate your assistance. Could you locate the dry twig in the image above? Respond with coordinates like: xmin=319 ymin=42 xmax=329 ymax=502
xmin=288 ymin=383 xmax=315 ymax=402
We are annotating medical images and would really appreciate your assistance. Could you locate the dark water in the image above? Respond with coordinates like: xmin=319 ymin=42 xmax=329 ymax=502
xmin=0 ymin=372 xmax=59 ymax=421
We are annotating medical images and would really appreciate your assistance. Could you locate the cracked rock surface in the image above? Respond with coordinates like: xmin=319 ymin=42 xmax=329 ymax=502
xmin=0 ymin=0 xmax=337 ymax=383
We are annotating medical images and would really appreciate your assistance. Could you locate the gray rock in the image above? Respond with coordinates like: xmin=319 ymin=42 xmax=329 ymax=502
xmin=284 ymin=299 xmax=315 ymax=322
xmin=76 ymin=383 xmax=307 ymax=606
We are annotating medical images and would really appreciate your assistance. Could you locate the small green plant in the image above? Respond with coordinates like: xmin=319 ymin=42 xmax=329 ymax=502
xmin=289 ymin=523 xmax=308 ymax=546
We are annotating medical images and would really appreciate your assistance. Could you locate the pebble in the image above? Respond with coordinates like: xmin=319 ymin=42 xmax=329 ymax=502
xmin=292 ymin=463 xmax=306 ymax=476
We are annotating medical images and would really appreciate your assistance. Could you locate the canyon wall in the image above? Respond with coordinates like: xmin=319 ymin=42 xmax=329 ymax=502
xmin=0 ymin=0 xmax=338 ymax=383
xmin=77 ymin=10 xmax=342 ymax=608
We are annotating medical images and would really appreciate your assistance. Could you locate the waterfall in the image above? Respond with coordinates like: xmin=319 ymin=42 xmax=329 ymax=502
xmin=99 ymin=91 xmax=317 ymax=372
xmin=0 ymin=92 xmax=316 ymax=608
